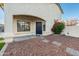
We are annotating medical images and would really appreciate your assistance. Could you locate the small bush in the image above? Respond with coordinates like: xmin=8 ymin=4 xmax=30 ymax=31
xmin=51 ymin=22 xmax=65 ymax=34
xmin=0 ymin=37 xmax=4 ymax=40
xmin=0 ymin=37 xmax=5 ymax=50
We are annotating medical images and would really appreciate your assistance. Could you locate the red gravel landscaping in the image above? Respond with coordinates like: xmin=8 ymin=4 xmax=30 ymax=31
xmin=3 ymin=35 xmax=79 ymax=56
xmin=46 ymin=35 xmax=79 ymax=51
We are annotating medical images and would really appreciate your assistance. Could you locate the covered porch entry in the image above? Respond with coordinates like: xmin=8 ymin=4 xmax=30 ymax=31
xmin=13 ymin=15 xmax=46 ymax=37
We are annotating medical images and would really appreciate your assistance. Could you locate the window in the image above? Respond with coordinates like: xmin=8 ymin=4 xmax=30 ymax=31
xmin=17 ymin=20 xmax=30 ymax=32
xmin=43 ymin=22 xmax=46 ymax=31
xmin=0 ymin=25 xmax=4 ymax=32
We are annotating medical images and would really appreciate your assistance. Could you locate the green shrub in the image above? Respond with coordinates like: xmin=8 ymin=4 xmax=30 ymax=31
xmin=0 ymin=37 xmax=5 ymax=50
xmin=0 ymin=37 xmax=4 ymax=40
xmin=0 ymin=43 xmax=5 ymax=50
xmin=51 ymin=22 xmax=65 ymax=34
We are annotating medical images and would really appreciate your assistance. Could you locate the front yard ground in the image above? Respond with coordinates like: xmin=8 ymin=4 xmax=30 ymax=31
xmin=3 ymin=35 xmax=79 ymax=56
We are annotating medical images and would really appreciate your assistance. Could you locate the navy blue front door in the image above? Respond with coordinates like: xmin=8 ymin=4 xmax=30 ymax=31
xmin=36 ymin=22 xmax=42 ymax=34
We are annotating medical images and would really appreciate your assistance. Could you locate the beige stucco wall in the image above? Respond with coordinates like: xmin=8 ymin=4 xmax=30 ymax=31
xmin=62 ymin=26 xmax=79 ymax=37
xmin=4 ymin=3 xmax=62 ymax=37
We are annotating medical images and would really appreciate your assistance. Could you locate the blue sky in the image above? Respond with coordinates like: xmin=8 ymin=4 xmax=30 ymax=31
xmin=0 ymin=3 xmax=79 ymax=24
xmin=0 ymin=8 xmax=4 ymax=24
xmin=60 ymin=3 xmax=79 ymax=20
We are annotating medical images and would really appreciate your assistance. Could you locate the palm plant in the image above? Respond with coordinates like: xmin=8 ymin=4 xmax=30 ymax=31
xmin=0 ymin=3 xmax=4 ymax=10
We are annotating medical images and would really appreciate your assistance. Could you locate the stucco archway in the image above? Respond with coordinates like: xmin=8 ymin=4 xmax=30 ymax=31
xmin=13 ymin=15 xmax=46 ymax=36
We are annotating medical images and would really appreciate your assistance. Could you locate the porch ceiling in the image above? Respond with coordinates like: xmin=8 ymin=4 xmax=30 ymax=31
xmin=13 ymin=15 xmax=45 ymax=21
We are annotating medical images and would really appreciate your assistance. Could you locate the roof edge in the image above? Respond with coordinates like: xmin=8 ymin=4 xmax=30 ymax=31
xmin=55 ymin=3 xmax=64 ymax=14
